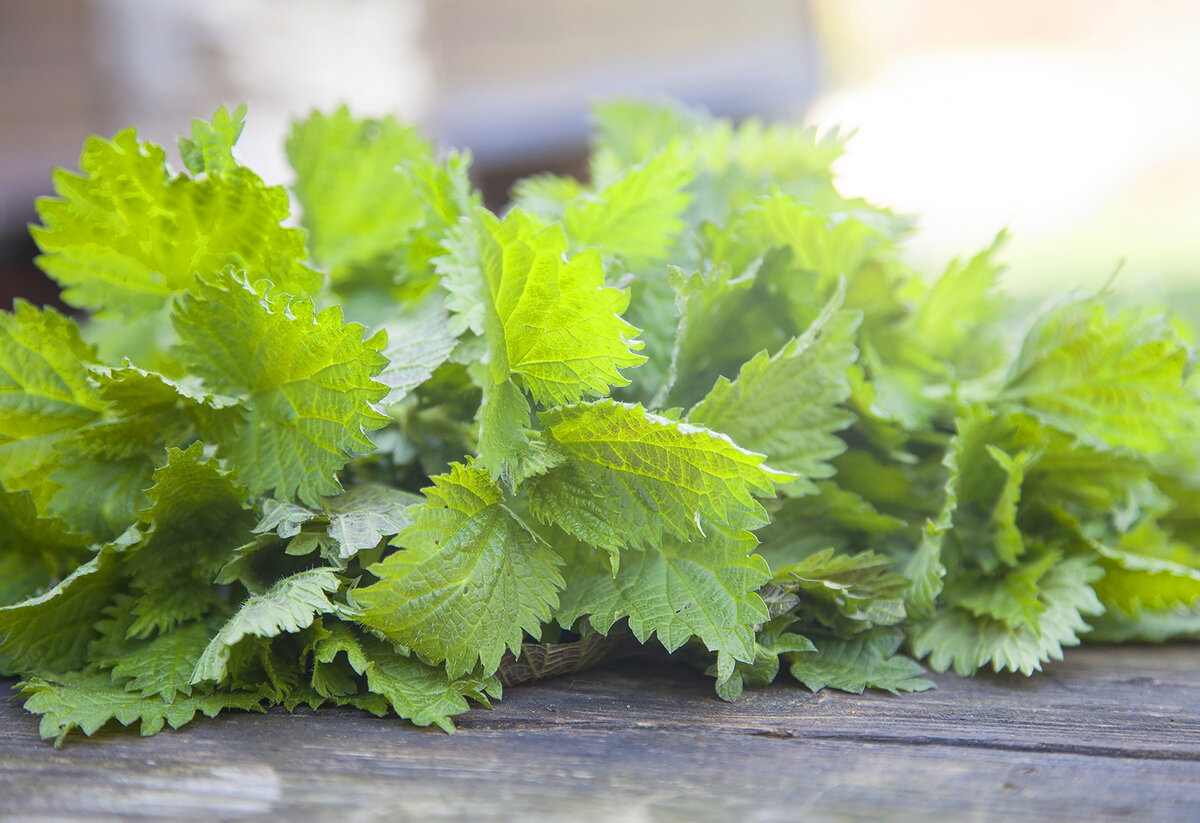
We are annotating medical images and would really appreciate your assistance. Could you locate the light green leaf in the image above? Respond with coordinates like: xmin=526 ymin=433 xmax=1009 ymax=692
xmin=286 ymin=107 xmax=434 ymax=276
xmin=564 ymin=145 xmax=694 ymax=266
xmin=1090 ymin=525 xmax=1200 ymax=616
xmin=708 ymin=193 xmax=880 ymax=290
xmin=172 ymin=270 xmax=390 ymax=506
xmin=323 ymin=485 xmax=422 ymax=558
xmin=32 ymin=128 xmax=320 ymax=319
xmin=510 ymin=173 xmax=584 ymax=221
xmin=589 ymin=99 xmax=845 ymax=222
xmin=1002 ymin=297 xmax=1195 ymax=455
xmin=688 ymin=287 xmax=859 ymax=495
xmin=589 ymin=99 xmax=711 ymax=173
xmin=251 ymin=485 xmax=420 ymax=560
xmin=254 ymin=499 xmax=317 ymax=539
xmin=353 ymin=463 xmax=563 ymax=677
xmin=479 ymin=210 xmax=646 ymax=405
xmin=0 ymin=301 xmax=104 ymax=505
xmin=539 ymin=399 xmax=791 ymax=549
xmin=435 ymin=216 xmax=488 ymax=336
xmin=446 ymin=208 xmax=646 ymax=484
xmin=911 ymin=555 xmax=1103 ymax=676
xmin=908 ymin=231 xmax=1006 ymax=363
xmin=179 ymin=104 xmax=247 ymax=177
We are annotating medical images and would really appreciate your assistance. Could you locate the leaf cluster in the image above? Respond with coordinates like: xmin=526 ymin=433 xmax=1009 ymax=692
xmin=4 ymin=100 xmax=1198 ymax=744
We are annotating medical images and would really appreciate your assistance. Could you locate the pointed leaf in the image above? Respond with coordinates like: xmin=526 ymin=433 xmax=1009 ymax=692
xmin=539 ymin=399 xmax=791 ymax=549
xmin=191 ymin=568 xmax=340 ymax=685
xmin=32 ymin=128 xmax=319 ymax=318
xmin=556 ymin=527 xmax=770 ymax=663
xmin=172 ymin=270 xmax=390 ymax=505
xmin=353 ymin=463 xmax=563 ymax=677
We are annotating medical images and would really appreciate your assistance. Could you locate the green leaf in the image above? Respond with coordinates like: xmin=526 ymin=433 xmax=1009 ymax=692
xmin=688 ymin=287 xmax=859 ymax=495
xmin=0 ymin=301 xmax=104 ymax=505
xmin=313 ymin=621 xmax=496 ymax=732
xmin=446 ymin=208 xmax=646 ymax=484
xmin=323 ymin=485 xmax=422 ymax=558
xmin=540 ymin=399 xmax=791 ymax=549
xmin=46 ymin=364 xmax=243 ymax=539
xmin=525 ymin=462 xmax=627 ymax=567
xmin=0 ymin=543 xmax=125 ymax=675
xmin=191 ymin=568 xmax=340 ymax=685
xmin=907 ymin=231 xmax=1006 ymax=365
xmin=660 ymin=253 xmax=822 ymax=408
xmin=32 ymin=128 xmax=320 ymax=319
xmin=94 ymin=618 xmax=213 ymax=700
xmin=909 ymin=406 xmax=1037 ymax=605
xmin=772 ymin=547 xmax=909 ymax=633
xmin=904 ymin=457 xmax=957 ymax=616
xmin=353 ymin=463 xmax=564 ymax=677
xmin=788 ymin=629 xmax=933 ymax=695
xmin=17 ymin=670 xmax=265 ymax=746
xmin=476 ymin=375 xmax=539 ymax=489
xmin=708 ymin=618 xmax=819 ymax=702
xmin=117 ymin=444 xmax=254 ymax=638
xmin=911 ymin=555 xmax=1104 ymax=676
xmin=0 ymin=485 xmax=90 ymax=606
xmin=173 ymin=270 xmax=390 ymax=505
xmin=1002 ymin=297 xmax=1195 ymax=455
xmin=286 ymin=107 xmax=435 ymax=276
xmin=708 ymin=193 xmax=880 ymax=291
xmin=480 ymin=209 xmax=647 ymax=403
xmin=377 ymin=309 xmax=459 ymax=404
xmin=946 ymin=550 xmax=1060 ymax=629
xmin=555 ymin=526 xmax=770 ymax=662
xmin=564 ymin=145 xmax=694 ymax=266
xmin=179 ymin=104 xmax=247 ymax=177
xmin=88 ymin=364 xmax=242 ymax=447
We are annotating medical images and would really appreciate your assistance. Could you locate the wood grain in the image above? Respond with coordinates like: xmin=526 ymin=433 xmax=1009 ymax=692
xmin=2 ymin=644 xmax=1198 ymax=822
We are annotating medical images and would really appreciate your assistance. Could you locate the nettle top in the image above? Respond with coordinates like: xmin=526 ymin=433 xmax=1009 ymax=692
xmin=2 ymin=102 xmax=1199 ymax=745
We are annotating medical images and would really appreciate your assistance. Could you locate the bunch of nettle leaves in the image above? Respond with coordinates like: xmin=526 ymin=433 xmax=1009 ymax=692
xmin=3 ymin=101 xmax=1199 ymax=746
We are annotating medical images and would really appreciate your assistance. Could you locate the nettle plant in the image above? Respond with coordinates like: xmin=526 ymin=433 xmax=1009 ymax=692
xmin=3 ymin=101 xmax=1199 ymax=745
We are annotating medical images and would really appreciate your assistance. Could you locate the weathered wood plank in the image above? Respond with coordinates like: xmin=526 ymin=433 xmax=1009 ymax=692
xmin=1 ymin=644 xmax=1198 ymax=822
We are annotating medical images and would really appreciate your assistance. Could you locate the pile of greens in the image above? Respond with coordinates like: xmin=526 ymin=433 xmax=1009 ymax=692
xmin=3 ymin=101 xmax=1199 ymax=746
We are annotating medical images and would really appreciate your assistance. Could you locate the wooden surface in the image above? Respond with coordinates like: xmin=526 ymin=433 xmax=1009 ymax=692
xmin=2 ymin=645 xmax=1198 ymax=822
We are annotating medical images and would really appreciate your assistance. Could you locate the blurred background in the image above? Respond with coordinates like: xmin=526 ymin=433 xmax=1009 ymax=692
xmin=2 ymin=0 xmax=1198 ymax=321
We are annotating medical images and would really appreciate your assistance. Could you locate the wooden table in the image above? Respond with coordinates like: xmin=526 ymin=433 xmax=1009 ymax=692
xmin=2 ymin=644 xmax=1197 ymax=821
